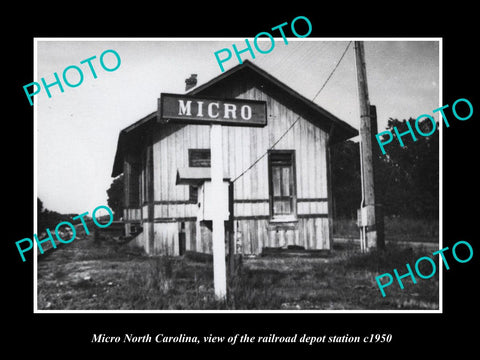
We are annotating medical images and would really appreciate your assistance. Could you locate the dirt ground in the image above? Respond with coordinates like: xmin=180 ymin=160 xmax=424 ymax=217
xmin=36 ymin=231 xmax=440 ymax=311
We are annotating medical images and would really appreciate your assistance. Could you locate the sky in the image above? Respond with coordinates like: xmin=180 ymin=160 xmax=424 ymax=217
xmin=35 ymin=38 xmax=440 ymax=215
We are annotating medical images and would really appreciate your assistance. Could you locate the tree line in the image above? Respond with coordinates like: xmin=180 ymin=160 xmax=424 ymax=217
xmin=37 ymin=198 xmax=81 ymax=232
xmin=331 ymin=118 xmax=439 ymax=220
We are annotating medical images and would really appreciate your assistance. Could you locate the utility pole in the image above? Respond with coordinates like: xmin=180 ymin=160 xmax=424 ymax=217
xmin=354 ymin=41 xmax=385 ymax=250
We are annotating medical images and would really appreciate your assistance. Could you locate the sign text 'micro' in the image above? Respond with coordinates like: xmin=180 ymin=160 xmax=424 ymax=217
xmin=158 ymin=93 xmax=267 ymax=127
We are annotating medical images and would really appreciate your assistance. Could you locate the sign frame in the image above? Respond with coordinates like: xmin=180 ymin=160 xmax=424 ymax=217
xmin=158 ymin=92 xmax=267 ymax=127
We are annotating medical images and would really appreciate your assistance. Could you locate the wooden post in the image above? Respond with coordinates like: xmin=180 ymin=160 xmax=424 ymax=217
xmin=354 ymin=41 xmax=385 ymax=250
xmin=210 ymin=124 xmax=227 ymax=300
xmin=228 ymin=226 xmax=235 ymax=276
xmin=227 ymin=181 xmax=235 ymax=278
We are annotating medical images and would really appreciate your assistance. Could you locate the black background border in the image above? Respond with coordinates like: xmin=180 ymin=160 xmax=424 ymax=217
xmin=5 ymin=6 xmax=478 ymax=355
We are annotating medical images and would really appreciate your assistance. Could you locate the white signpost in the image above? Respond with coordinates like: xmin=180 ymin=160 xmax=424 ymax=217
xmin=210 ymin=124 xmax=227 ymax=300
xmin=159 ymin=93 xmax=267 ymax=301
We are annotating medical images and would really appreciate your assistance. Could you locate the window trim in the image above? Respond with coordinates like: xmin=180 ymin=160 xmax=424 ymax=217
xmin=268 ymin=149 xmax=297 ymax=222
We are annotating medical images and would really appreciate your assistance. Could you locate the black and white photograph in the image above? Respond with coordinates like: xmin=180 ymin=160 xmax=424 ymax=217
xmin=33 ymin=38 xmax=441 ymax=312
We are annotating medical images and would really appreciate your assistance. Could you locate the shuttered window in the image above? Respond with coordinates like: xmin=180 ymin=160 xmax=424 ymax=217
xmin=189 ymin=149 xmax=211 ymax=202
xmin=268 ymin=150 xmax=297 ymax=220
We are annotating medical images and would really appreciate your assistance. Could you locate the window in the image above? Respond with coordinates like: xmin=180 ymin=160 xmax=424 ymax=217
xmin=189 ymin=149 xmax=211 ymax=202
xmin=268 ymin=150 xmax=297 ymax=220
xmin=189 ymin=149 xmax=211 ymax=168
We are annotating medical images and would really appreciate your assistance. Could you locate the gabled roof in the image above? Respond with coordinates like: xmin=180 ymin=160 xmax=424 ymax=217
xmin=111 ymin=60 xmax=358 ymax=177
xmin=189 ymin=60 xmax=357 ymax=136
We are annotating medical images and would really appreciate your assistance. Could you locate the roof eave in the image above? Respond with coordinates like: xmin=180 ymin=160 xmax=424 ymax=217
xmin=111 ymin=60 xmax=358 ymax=177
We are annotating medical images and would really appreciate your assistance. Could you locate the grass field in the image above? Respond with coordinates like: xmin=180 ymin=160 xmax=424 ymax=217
xmin=37 ymin=218 xmax=439 ymax=311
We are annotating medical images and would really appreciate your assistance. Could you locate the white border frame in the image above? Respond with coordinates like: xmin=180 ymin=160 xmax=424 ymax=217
xmin=33 ymin=37 xmax=443 ymax=314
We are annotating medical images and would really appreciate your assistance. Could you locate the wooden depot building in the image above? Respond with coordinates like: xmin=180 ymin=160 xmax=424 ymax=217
xmin=111 ymin=60 xmax=357 ymax=256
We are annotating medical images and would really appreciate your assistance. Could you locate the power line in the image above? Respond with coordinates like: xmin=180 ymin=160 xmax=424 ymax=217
xmin=232 ymin=41 xmax=352 ymax=183
xmin=311 ymin=41 xmax=352 ymax=101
